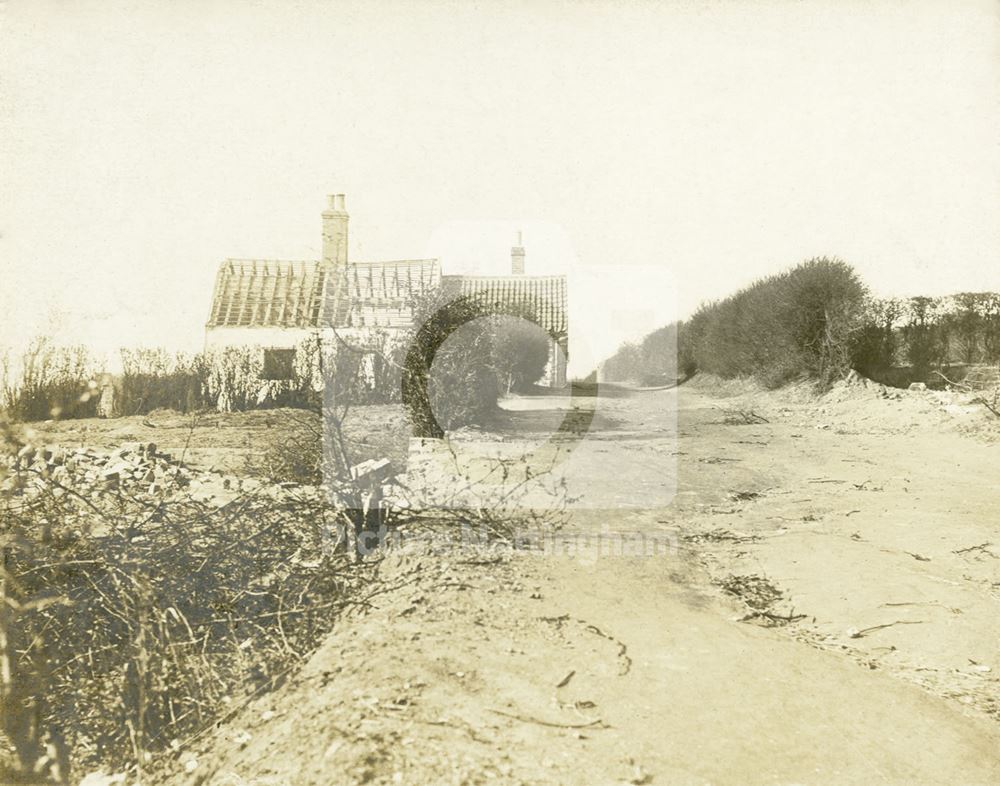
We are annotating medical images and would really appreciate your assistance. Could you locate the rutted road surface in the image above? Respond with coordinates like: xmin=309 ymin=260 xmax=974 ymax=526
xmin=167 ymin=382 xmax=1000 ymax=786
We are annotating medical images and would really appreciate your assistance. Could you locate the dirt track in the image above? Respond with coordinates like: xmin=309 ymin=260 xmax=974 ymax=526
xmin=161 ymin=382 xmax=1000 ymax=785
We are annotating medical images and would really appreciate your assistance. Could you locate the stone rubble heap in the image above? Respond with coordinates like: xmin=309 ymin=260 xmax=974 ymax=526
xmin=3 ymin=441 xmax=191 ymax=496
xmin=0 ymin=441 xmax=260 ymax=504
xmin=1 ymin=440 xmax=399 ymax=512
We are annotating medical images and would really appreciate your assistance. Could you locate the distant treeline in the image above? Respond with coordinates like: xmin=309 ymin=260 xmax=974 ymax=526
xmin=600 ymin=257 xmax=1000 ymax=389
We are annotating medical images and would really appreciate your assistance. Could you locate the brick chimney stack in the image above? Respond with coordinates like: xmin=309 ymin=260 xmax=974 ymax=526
xmin=322 ymin=194 xmax=349 ymax=269
xmin=321 ymin=194 xmax=349 ymax=327
xmin=511 ymin=230 xmax=525 ymax=275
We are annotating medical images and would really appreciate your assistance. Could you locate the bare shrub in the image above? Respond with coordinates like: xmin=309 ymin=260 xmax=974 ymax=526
xmin=118 ymin=348 xmax=206 ymax=415
xmin=246 ymin=409 xmax=325 ymax=485
xmin=0 ymin=423 xmax=374 ymax=780
xmin=1 ymin=339 xmax=99 ymax=422
xmin=973 ymin=387 xmax=1000 ymax=418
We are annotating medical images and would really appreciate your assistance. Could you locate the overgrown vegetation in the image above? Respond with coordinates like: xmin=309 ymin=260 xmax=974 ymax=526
xmin=491 ymin=315 xmax=551 ymax=394
xmin=0 ymin=419 xmax=377 ymax=782
xmin=2 ymin=303 xmax=550 ymax=429
xmin=403 ymin=294 xmax=553 ymax=438
xmin=680 ymin=258 xmax=867 ymax=388
xmin=601 ymin=257 xmax=1000 ymax=393
xmin=0 ymin=310 xmax=569 ymax=780
xmin=1 ymin=339 xmax=99 ymax=422
xmin=0 ymin=333 xmax=411 ymax=424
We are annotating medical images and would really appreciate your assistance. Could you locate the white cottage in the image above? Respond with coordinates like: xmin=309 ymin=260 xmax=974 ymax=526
xmin=205 ymin=195 xmax=567 ymax=387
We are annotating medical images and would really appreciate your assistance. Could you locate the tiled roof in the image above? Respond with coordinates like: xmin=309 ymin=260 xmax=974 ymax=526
xmin=207 ymin=258 xmax=441 ymax=330
xmin=207 ymin=260 xmax=327 ymax=328
xmin=441 ymin=274 xmax=568 ymax=338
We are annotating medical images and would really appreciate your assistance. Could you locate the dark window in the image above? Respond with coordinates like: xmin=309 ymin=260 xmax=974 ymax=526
xmin=262 ymin=348 xmax=296 ymax=380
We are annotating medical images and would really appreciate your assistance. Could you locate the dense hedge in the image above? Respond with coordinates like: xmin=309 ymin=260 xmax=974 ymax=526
xmin=681 ymin=258 xmax=867 ymax=388
xmin=602 ymin=257 xmax=1000 ymax=390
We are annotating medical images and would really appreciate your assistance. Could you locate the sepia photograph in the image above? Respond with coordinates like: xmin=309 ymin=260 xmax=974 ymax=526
xmin=1 ymin=1 xmax=998 ymax=783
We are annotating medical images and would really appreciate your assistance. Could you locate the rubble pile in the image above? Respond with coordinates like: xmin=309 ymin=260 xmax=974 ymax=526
xmin=3 ymin=441 xmax=191 ymax=496
xmin=1 ymin=440 xmax=400 ymax=515
xmin=0 ymin=441 xmax=263 ymax=506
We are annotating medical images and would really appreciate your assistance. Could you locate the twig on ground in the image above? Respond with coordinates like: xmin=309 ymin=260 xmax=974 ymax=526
xmin=848 ymin=620 xmax=926 ymax=638
xmin=488 ymin=708 xmax=607 ymax=729
xmin=739 ymin=610 xmax=807 ymax=626
xmin=953 ymin=542 xmax=995 ymax=556
xmin=975 ymin=390 xmax=1000 ymax=418
xmin=935 ymin=370 xmax=1000 ymax=417
xmin=716 ymin=408 xmax=769 ymax=425
xmin=881 ymin=601 xmax=961 ymax=613
xmin=555 ymin=670 xmax=575 ymax=688
xmin=932 ymin=370 xmax=973 ymax=391
xmin=683 ymin=528 xmax=760 ymax=545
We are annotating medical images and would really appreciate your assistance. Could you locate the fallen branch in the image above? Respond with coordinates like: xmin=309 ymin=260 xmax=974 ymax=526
xmin=716 ymin=408 xmax=769 ymax=425
xmin=953 ymin=542 xmax=994 ymax=556
xmin=881 ymin=601 xmax=961 ymax=613
xmin=935 ymin=370 xmax=1000 ymax=417
xmin=975 ymin=390 xmax=1000 ymax=418
xmin=738 ymin=610 xmax=807 ymax=627
xmin=683 ymin=528 xmax=760 ymax=545
xmin=488 ymin=707 xmax=606 ymax=729
xmin=555 ymin=670 xmax=576 ymax=688
xmin=848 ymin=620 xmax=925 ymax=638
xmin=932 ymin=370 xmax=973 ymax=391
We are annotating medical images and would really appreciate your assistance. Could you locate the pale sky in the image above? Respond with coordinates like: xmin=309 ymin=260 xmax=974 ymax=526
xmin=2 ymin=0 xmax=998 ymax=375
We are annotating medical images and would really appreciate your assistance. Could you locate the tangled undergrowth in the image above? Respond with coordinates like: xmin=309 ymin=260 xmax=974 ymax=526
xmin=0 ymin=420 xmax=381 ymax=783
xmin=0 ymin=408 xmax=570 ymax=783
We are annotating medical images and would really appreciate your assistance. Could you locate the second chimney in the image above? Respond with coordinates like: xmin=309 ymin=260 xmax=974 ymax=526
xmin=511 ymin=231 xmax=525 ymax=275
